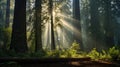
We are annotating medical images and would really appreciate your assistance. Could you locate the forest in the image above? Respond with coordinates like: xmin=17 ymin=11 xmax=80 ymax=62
xmin=0 ymin=0 xmax=120 ymax=67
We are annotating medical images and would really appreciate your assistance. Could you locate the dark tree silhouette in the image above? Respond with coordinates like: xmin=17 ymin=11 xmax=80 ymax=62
xmin=10 ymin=0 xmax=28 ymax=53
xmin=35 ymin=0 xmax=42 ymax=52
xmin=103 ymin=0 xmax=115 ymax=47
xmin=73 ymin=0 xmax=83 ymax=49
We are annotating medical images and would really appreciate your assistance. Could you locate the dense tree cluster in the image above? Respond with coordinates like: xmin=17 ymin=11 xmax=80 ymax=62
xmin=0 ymin=0 xmax=120 ymax=53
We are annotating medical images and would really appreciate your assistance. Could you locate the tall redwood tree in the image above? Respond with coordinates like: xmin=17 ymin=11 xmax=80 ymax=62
xmin=35 ymin=0 xmax=42 ymax=52
xmin=10 ymin=0 xmax=28 ymax=53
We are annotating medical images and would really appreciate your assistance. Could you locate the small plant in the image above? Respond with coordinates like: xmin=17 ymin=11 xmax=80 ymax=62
xmin=66 ymin=41 xmax=81 ymax=58
xmin=108 ymin=46 xmax=120 ymax=60
xmin=99 ymin=50 xmax=111 ymax=60
xmin=45 ymin=41 xmax=81 ymax=58
xmin=70 ymin=41 xmax=80 ymax=51
xmin=48 ymin=50 xmax=61 ymax=58
xmin=87 ymin=48 xmax=100 ymax=60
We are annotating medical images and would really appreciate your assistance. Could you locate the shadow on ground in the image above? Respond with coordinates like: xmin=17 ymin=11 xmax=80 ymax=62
xmin=0 ymin=58 xmax=120 ymax=67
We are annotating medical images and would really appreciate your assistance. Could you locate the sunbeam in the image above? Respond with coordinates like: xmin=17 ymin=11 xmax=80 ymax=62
xmin=42 ymin=22 xmax=51 ymax=49
xmin=60 ymin=19 xmax=81 ymax=38
xmin=42 ymin=11 xmax=83 ymax=49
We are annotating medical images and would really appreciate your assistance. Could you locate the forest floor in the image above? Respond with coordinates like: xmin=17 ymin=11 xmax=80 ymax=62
xmin=0 ymin=58 xmax=120 ymax=67
xmin=19 ymin=60 xmax=120 ymax=67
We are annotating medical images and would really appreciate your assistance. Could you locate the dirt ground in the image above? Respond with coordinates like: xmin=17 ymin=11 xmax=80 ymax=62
xmin=0 ymin=58 xmax=120 ymax=67
xmin=19 ymin=61 xmax=120 ymax=67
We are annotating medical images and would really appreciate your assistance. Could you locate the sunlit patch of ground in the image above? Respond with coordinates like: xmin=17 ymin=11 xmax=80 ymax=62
xmin=69 ymin=60 xmax=120 ymax=67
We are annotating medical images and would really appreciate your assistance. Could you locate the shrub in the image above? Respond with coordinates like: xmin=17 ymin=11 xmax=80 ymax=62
xmin=108 ymin=46 xmax=120 ymax=60
xmin=87 ymin=48 xmax=100 ymax=60
xmin=99 ymin=50 xmax=111 ymax=60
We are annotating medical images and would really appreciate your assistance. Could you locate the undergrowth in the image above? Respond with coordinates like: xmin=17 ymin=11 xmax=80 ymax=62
xmin=0 ymin=42 xmax=120 ymax=61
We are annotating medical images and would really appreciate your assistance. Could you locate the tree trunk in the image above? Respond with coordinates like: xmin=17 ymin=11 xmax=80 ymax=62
xmin=35 ymin=0 xmax=42 ymax=52
xmin=3 ymin=0 xmax=11 ymax=51
xmin=5 ymin=0 xmax=10 ymax=28
xmin=73 ymin=0 xmax=80 ymax=22
xmin=73 ymin=0 xmax=83 ymax=49
xmin=104 ymin=0 xmax=114 ymax=48
xmin=10 ymin=0 xmax=28 ymax=53
xmin=0 ymin=0 xmax=6 ymax=28
xmin=49 ymin=0 xmax=55 ymax=50
xmin=73 ymin=0 xmax=81 ymax=39
xmin=89 ymin=0 xmax=106 ymax=50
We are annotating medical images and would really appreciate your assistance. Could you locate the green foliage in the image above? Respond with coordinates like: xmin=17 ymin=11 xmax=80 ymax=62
xmin=30 ymin=49 xmax=47 ymax=58
xmin=108 ymin=46 xmax=120 ymax=60
xmin=0 ymin=27 xmax=12 ymax=50
xmin=3 ymin=27 xmax=12 ymax=38
xmin=70 ymin=41 xmax=80 ymax=50
xmin=87 ymin=46 xmax=120 ymax=60
xmin=87 ymin=48 xmax=100 ymax=60
xmin=3 ymin=27 xmax=12 ymax=48
xmin=46 ymin=49 xmax=61 ymax=58
xmin=64 ymin=42 xmax=81 ymax=58
xmin=0 ymin=40 xmax=120 ymax=61
xmin=45 ymin=42 xmax=83 ymax=58
xmin=99 ymin=50 xmax=111 ymax=60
